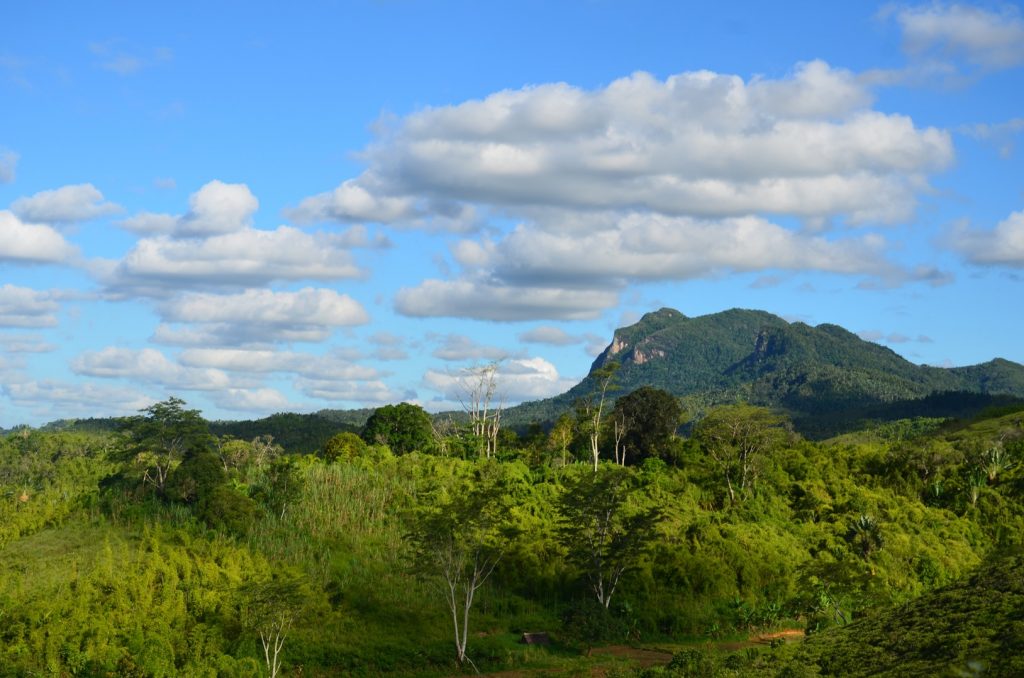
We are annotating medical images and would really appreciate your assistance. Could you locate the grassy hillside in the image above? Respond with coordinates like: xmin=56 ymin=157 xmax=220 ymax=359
xmin=1 ymin=399 xmax=1021 ymax=675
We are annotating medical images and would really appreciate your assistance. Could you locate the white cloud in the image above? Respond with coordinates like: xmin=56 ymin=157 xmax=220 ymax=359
xmin=0 ymin=285 xmax=60 ymax=327
xmin=116 ymin=181 xmax=257 ymax=238
xmin=950 ymin=210 xmax=1024 ymax=267
xmin=0 ymin=334 xmax=57 ymax=353
xmin=0 ymin=149 xmax=17 ymax=183
xmin=493 ymin=214 xmax=893 ymax=284
xmin=11 ymin=183 xmax=121 ymax=223
xmin=423 ymin=357 xmax=575 ymax=404
xmin=518 ymin=325 xmax=584 ymax=346
xmin=395 ymin=279 xmax=618 ymax=321
xmin=0 ymin=210 xmax=80 ymax=264
xmin=71 ymin=347 xmax=236 ymax=391
xmin=397 ymin=213 xmax=894 ymax=321
xmin=211 ymin=388 xmax=292 ymax=413
xmin=289 ymin=178 xmax=417 ymax=224
xmin=157 ymin=288 xmax=369 ymax=344
xmin=178 ymin=347 xmax=380 ymax=381
xmin=104 ymin=226 xmax=364 ymax=295
xmin=3 ymin=379 xmax=153 ymax=418
xmin=179 ymin=180 xmax=259 ymax=236
xmin=117 ymin=212 xmax=179 ymax=235
xmin=302 ymin=61 xmax=950 ymax=227
xmin=294 ymin=377 xmax=404 ymax=405
xmin=891 ymin=3 xmax=1024 ymax=69
xmin=431 ymin=334 xmax=514 ymax=361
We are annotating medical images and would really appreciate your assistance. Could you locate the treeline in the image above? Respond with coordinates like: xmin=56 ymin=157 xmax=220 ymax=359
xmin=1 ymin=393 xmax=1022 ymax=675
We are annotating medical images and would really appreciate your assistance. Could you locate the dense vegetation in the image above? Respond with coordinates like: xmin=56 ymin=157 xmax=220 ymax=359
xmin=505 ymin=308 xmax=1024 ymax=438
xmin=2 ymin=389 xmax=1022 ymax=676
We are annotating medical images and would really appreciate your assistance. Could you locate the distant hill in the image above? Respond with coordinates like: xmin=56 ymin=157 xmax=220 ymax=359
xmin=506 ymin=308 xmax=1024 ymax=437
xmin=41 ymin=411 xmax=368 ymax=456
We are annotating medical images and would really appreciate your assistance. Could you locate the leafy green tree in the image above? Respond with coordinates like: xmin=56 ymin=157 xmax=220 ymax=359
xmin=611 ymin=386 xmax=682 ymax=465
xmin=120 ymin=397 xmax=212 ymax=495
xmin=846 ymin=514 xmax=884 ymax=574
xmin=165 ymin=448 xmax=225 ymax=503
xmin=548 ymin=413 xmax=575 ymax=467
xmin=362 ymin=403 xmax=434 ymax=455
xmin=238 ymin=574 xmax=312 ymax=678
xmin=405 ymin=462 xmax=517 ymax=669
xmin=322 ymin=431 xmax=367 ymax=462
xmin=693 ymin=404 xmax=788 ymax=504
xmin=556 ymin=465 xmax=661 ymax=608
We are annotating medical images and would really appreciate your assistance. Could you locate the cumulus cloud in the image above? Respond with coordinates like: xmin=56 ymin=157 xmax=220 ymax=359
xmin=0 ymin=334 xmax=57 ymax=353
xmin=11 ymin=183 xmax=121 ymax=223
xmin=0 ymin=285 xmax=60 ymax=327
xmin=397 ymin=213 xmax=894 ymax=321
xmin=431 ymin=334 xmax=514 ymax=361
xmin=396 ymin=279 xmax=618 ymax=321
xmin=949 ymin=210 xmax=1024 ymax=267
xmin=211 ymin=388 xmax=292 ymax=413
xmin=156 ymin=288 xmax=369 ymax=345
xmin=301 ymin=61 xmax=950 ymax=227
xmin=71 ymin=347 xmax=236 ymax=391
xmin=889 ymin=2 xmax=1024 ymax=69
xmin=0 ymin=149 xmax=17 ymax=183
xmin=423 ymin=357 xmax=576 ymax=404
xmin=3 ymin=379 xmax=152 ymax=418
xmin=179 ymin=180 xmax=259 ymax=236
xmin=178 ymin=347 xmax=380 ymax=381
xmin=518 ymin=325 xmax=585 ymax=346
xmin=116 ymin=181 xmax=257 ymax=237
xmin=103 ymin=226 xmax=365 ymax=296
xmin=294 ymin=377 xmax=404 ymax=405
xmin=0 ymin=211 xmax=80 ymax=264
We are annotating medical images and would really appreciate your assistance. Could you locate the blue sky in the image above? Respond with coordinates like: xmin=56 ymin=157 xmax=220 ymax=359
xmin=1 ymin=1 xmax=1023 ymax=425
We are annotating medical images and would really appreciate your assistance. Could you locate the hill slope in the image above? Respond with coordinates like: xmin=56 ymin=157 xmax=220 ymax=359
xmin=507 ymin=308 xmax=1024 ymax=436
xmin=776 ymin=548 xmax=1024 ymax=676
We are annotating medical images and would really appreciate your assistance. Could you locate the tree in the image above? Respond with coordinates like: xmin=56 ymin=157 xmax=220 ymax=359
xmin=548 ymin=413 xmax=575 ymax=467
xmin=576 ymin=361 xmax=619 ymax=471
xmin=456 ymin=362 xmax=504 ymax=459
xmin=846 ymin=514 xmax=884 ymax=575
xmin=611 ymin=386 xmax=682 ymax=465
xmin=362 ymin=403 xmax=434 ymax=455
xmin=693 ymin=404 xmax=788 ymax=505
xmin=238 ymin=575 xmax=311 ymax=678
xmin=120 ymin=397 xmax=212 ymax=495
xmin=556 ymin=465 xmax=661 ymax=609
xmin=405 ymin=463 xmax=516 ymax=669
xmin=322 ymin=431 xmax=367 ymax=462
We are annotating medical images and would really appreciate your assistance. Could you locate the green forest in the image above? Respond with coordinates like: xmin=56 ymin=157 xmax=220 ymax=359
xmin=2 ymin=386 xmax=1023 ymax=676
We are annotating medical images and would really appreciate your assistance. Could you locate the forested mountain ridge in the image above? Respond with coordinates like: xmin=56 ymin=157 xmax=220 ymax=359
xmin=506 ymin=307 xmax=1024 ymax=436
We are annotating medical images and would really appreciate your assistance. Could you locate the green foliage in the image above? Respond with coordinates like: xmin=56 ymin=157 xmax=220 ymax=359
xmin=502 ymin=308 xmax=1024 ymax=438
xmin=3 ymin=398 xmax=1023 ymax=676
xmin=556 ymin=464 xmax=662 ymax=608
xmin=362 ymin=402 xmax=435 ymax=455
xmin=778 ymin=549 xmax=1024 ymax=676
xmin=613 ymin=386 xmax=684 ymax=464
xmin=322 ymin=431 xmax=369 ymax=461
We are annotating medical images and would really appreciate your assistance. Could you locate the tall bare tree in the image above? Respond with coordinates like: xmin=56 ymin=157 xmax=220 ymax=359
xmin=576 ymin=361 xmax=619 ymax=471
xmin=457 ymin=362 xmax=504 ymax=459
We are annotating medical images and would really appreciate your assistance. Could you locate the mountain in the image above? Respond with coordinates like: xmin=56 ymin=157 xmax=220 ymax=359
xmin=506 ymin=308 xmax=1024 ymax=437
